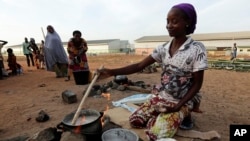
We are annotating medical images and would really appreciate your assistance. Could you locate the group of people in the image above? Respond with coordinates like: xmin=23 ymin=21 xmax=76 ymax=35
xmin=1 ymin=3 xmax=208 ymax=140
xmin=0 ymin=40 xmax=23 ymax=77
xmin=22 ymin=37 xmax=45 ymax=69
xmin=42 ymin=25 xmax=89 ymax=81
xmin=1 ymin=25 xmax=89 ymax=81
xmin=42 ymin=25 xmax=87 ymax=79
xmin=0 ymin=37 xmax=44 ymax=78
xmin=1 ymin=2 xmax=223 ymax=140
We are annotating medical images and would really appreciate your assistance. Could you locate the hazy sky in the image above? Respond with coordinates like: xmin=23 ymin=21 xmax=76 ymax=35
xmin=1 ymin=0 xmax=250 ymax=46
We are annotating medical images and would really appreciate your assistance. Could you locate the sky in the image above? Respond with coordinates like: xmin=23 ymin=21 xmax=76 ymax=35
xmin=1 ymin=0 xmax=250 ymax=46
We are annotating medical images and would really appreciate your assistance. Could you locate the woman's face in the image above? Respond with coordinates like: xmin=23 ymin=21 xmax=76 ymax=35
xmin=47 ymin=26 xmax=54 ymax=33
xmin=166 ymin=8 xmax=188 ymax=37
xmin=73 ymin=33 xmax=81 ymax=41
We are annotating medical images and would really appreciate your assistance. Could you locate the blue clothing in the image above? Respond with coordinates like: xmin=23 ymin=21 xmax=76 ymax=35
xmin=44 ymin=30 xmax=68 ymax=71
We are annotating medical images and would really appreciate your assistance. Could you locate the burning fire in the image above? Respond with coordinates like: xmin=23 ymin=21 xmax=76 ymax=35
xmin=74 ymin=115 xmax=86 ymax=134
xmin=101 ymin=93 xmax=111 ymax=126
xmin=101 ymin=93 xmax=111 ymax=101
xmin=73 ymin=93 xmax=111 ymax=133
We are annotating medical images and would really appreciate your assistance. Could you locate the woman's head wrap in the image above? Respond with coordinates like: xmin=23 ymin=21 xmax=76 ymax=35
xmin=172 ymin=3 xmax=197 ymax=34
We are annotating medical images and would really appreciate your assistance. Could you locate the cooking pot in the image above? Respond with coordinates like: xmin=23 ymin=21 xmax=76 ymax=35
xmin=113 ymin=75 xmax=128 ymax=84
xmin=57 ymin=109 xmax=103 ymax=135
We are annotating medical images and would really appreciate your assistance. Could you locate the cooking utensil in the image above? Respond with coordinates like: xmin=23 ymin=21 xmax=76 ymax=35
xmin=71 ymin=65 xmax=104 ymax=125
xmin=57 ymin=109 xmax=103 ymax=135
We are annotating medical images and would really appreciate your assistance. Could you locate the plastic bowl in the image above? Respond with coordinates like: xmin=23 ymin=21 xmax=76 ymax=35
xmin=102 ymin=128 xmax=139 ymax=141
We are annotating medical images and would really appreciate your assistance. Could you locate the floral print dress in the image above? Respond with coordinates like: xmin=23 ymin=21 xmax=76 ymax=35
xmin=67 ymin=38 xmax=89 ymax=71
xmin=129 ymin=37 xmax=208 ymax=140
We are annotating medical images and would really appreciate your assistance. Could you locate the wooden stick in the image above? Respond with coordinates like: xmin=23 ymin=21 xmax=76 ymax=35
xmin=71 ymin=65 xmax=104 ymax=125
xmin=41 ymin=27 xmax=45 ymax=39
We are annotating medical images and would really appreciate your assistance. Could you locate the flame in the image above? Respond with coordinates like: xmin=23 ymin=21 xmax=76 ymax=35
xmin=101 ymin=93 xmax=111 ymax=126
xmin=101 ymin=105 xmax=110 ymax=126
xmin=101 ymin=93 xmax=111 ymax=101
xmin=74 ymin=115 xmax=86 ymax=134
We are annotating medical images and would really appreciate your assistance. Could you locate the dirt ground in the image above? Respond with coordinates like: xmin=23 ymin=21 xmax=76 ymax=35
xmin=0 ymin=54 xmax=250 ymax=141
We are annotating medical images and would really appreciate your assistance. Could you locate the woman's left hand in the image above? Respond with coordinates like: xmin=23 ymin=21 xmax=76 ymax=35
xmin=164 ymin=105 xmax=181 ymax=113
xmin=154 ymin=104 xmax=181 ymax=113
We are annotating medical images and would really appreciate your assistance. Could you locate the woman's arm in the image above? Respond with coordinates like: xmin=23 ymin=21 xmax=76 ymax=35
xmin=98 ymin=55 xmax=156 ymax=79
xmin=0 ymin=40 xmax=8 ymax=46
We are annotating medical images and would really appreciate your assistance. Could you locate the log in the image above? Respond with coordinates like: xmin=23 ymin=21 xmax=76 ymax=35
xmin=126 ymin=85 xmax=151 ymax=93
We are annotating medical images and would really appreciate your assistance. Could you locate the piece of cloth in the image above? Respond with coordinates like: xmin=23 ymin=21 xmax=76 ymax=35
xmin=129 ymin=96 xmax=189 ymax=140
xmin=172 ymin=3 xmax=197 ymax=34
xmin=44 ymin=30 xmax=68 ymax=72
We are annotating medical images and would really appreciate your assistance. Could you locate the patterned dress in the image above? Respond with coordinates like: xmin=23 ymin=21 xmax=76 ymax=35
xmin=129 ymin=37 xmax=208 ymax=140
xmin=67 ymin=38 xmax=89 ymax=71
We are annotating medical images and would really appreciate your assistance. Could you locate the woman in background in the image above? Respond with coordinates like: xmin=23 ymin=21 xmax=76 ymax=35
xmin=44 ymin=25 xmax=68 ymax=78
xmin=65 ymin=30 xmax=89 ymax=81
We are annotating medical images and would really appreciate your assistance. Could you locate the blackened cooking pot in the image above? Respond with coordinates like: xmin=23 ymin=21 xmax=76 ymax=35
xmin=57 ymin=109 xmax=103 ymax=135
xmin=113 ymin=75 xmax=128 ymax=84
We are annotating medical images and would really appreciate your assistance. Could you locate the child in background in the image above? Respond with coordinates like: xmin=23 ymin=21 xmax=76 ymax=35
xmin=35 ymin=50 xmax=45 ymax=69
xmin=7 ymin=48 xmax=22 ymax=75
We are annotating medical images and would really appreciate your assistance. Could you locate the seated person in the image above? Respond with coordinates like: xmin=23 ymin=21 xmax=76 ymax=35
xmin=7 ymin=48 xmax=22 ymax=75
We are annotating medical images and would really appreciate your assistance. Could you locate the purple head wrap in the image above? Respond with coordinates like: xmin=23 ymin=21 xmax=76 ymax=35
xmin=172 ymin=3 xmax=197 ymax=34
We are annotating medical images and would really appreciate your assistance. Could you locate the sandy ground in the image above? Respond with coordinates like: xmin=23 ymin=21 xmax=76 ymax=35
xmin=0 ymin=54 xmax=250 ymax=141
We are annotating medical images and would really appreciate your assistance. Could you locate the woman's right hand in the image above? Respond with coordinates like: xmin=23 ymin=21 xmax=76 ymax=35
xmin=96 ymin=67 xmax=113 ymax=80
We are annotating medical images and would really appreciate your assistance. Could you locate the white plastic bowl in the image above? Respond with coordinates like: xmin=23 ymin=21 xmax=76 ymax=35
xmin=102 ymin=128 xmax=139 ymax=141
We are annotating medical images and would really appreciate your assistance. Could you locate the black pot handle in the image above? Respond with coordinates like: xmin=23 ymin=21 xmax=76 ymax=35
xmin=56 ymin=122 xmax=64 ymax=130
xmin=99 ymin=112 xmax=104 ymax=117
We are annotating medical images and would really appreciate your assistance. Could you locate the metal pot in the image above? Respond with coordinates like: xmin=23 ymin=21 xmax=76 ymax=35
xmin=57 ymin=109 xmax=103 ymax=135
xmin=113 ymin=75 xmax=128 ymax=84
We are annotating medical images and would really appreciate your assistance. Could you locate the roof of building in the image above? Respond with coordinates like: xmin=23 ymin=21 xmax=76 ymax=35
xmin=62 ymin=39 xmax=120 ymax=45
xmin=87 ymin=39 xmax=119 ymax=44
xmin=135 ymin=31 xmax=250 ymax=42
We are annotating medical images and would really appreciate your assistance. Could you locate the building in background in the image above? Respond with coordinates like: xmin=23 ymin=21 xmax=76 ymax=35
xmin=2 ymin=39 xmax=132 ymax=56
xmin=134 ymin=31 xmax=250 ymax=56
xmin=3 ymin=31 xmax=250 ymax=57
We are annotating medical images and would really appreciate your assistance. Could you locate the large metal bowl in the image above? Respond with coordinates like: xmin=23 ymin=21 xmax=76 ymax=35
xmin=102 ymin=128 xmax=139 ymax=141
